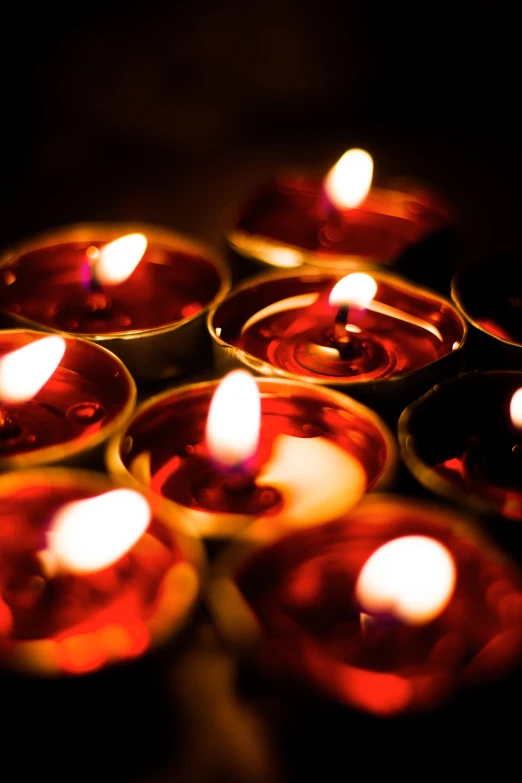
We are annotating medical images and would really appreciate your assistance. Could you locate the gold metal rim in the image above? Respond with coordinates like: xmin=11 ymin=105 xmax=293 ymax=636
xmin=0 ymin=222 xmax=232 ymax=341
xmin=207 ymin=265 xmax=468 ymax=389
xmin=451 ymin=272 xmax=522 ymax=350
xmin=0 ymin=328 xmax=137 ymax=472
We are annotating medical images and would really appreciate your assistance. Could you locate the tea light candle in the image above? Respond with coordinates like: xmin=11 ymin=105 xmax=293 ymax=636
xmin=210 ymin=495 xmax=522 ymax=715
xmin=0 ymin=329 xmax=135 ymax=471
xmin=0 ymin=223 xmax=231 ymax=380
xmin=209 ymin=268 xmax=465 ymax=412
xmin=0 ymin=469 xmax=204 ymax=676
xmin=452 ymin=255 xmax=522 ymax=369
xmin=106 ymin=371 xmax=396 ymax=540
xmin=227 ymin=148 xmax=452 ymax=286
xmin=400 ymin=370 xmax=522 ymax=522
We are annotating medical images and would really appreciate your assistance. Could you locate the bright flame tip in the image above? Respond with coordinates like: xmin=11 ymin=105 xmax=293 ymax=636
xmin=510 ymin=388 xmax=522 ymax=429
xmin=0 ymin=336 xmax=66 ymax=404
xmin=206 ymin=370 xmax=261 ymax=469
xmin=95 ymin=233 xmax=148 ymax=286
xmin=324 ymin=148 xmax=374 ymax=210
xmin=329 ymin=272 xmax=377 ymax=309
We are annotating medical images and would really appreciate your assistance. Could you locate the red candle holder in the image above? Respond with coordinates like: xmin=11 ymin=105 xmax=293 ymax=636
xmin=226 ymin=161 xmax=453 ymax=289
xmin=210 ymin=495 xmax=522 ymax=715
xmin=452 ymin=256 xmax=522 ymax=369
xmin=106 ymin=377 xmax=397 ymax=540
xmin=0 ymin=223 xmax=231 ymax=380
xmin=0 ymin=329 xmax=135 ymax=471
xmin=0 ymin=469 xmax=204 ymax=677
xmin=400 ymin=370 xmax=522 ymax=522
xmin=208 ymin=268 xmax=465 ymax=414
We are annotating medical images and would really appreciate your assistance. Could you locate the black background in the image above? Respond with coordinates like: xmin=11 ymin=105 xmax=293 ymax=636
xmin=1 ymin=2 xmax=522 ymax=781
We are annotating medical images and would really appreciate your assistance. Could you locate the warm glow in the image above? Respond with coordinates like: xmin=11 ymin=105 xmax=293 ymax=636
xmin=94 ymin=233 xmax=148 ymax=286
xmin=355 ymin=536 xmax=456 ymax=625
xmin=329 ymin=273 xmax=377 ymax=309
xmin=510 ymin=388 xmax=522 ymax=429
xmin=324 ymin=148 xmax=374 ymax=209
xmin=46 ymin=489 xmax=151 ymax=574
xmin=0 ymin=336 xmax=66 ymax=404
xmin=206 ymin=370 xmax=261 ymax=469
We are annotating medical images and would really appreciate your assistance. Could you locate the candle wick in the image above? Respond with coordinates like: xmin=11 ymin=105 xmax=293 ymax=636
xmin=331 ymin=304 xmax=356 ymax=358
xmin=84 ymin=274 xmax=114 ymax=316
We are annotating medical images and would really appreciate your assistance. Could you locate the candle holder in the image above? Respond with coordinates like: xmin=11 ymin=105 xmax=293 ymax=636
xmin=0 ymin=468 xmax=204 ymax=677
xmin=0 ymin=223 xmax=231 ymax=380
xmin=208 ymin=268 xmax=465 ymax=417
xmin=226 ymin=169 xmax=453 ymax=290
xmin=209 ymin=494 xmax=522 ymax=715
xmin=452 ymin=255 xmax=522 ymax=369
xmin=399 ymin=370 xmax=522 ymax=523
xmin=0 ymin=329 xmax=136 ymax=471
xmin=106 ymin=377 xmax=397 ymax=541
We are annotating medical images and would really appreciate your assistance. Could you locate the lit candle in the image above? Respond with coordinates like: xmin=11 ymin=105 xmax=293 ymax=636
xmin=107 ymin=371 xmax=396 ymax=540
xmin=209 ymin=267 xmax=465 ymax=412
xmin=400 ymin=370 xmax=522 ymax=521
xmin=0 ymin=470 xmax=203 ymax=676
xmin=0 ymin=329 xmax=135 ymax=470
xmin=0 ymin=224 xmax=230 ymax=380
xmin=210 ymin=495 xmax=522 ymax=715
xmin=227 ymin=147 xmax=452 ymax=287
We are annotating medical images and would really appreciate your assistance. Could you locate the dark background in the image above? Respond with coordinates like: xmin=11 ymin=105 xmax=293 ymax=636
xmin=1 ymin=2 xmax=522 ymax=781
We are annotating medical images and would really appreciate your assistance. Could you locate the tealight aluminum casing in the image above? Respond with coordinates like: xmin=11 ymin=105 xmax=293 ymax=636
xmin=208 ymin=267 xmax=466 ymax=420
xmin=452 ymin=257 xmax=522 ymax=370
xmin=209 ymin=494 xmax=522 ymax=715
xmin=0 ymin=468 xmax=205 ymax=677
xmin=225 ymin=175 xmax=455 ymax=292
xmin=399 ymin=370 xmax=522 ymax=525
xmin=0 ymin=223 xmax=231 ymax=381
xmin=0 ymin=329 xmax=136 ymax=472
xmin=106 ymin=377 xmax=397 ymax=541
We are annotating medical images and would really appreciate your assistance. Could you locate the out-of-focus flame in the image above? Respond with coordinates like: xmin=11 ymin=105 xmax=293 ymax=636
xmin=0 ymin=336 xmax=66 ymax=403
xmin=355 ymin=535 xmax=456 ymax=625
xmin=206 ymin=370 xmax=261 ymax=469
xmin=95 ymin=233 xmax=148 ymax=286
xmin=324 ymin=148 xmax=374 ymax=209
xmin=329 ymin=273 xmax=377 ymax=309
xmin=510 ymin=388 xmax=522 ymax=429
xmin=46 ymin=489 xmax=151 ymax=574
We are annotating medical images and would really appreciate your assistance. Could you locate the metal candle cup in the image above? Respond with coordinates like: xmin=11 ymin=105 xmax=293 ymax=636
xmin=400 ymin=371 xmax=522 ymax=523
xmin=452 ymin=256 xmax=522 ymax=369
xmin=106 ymin=377 xmax=397 ymax=541
xmin=208 ymin=268 xmax=465 ymax=416
xmin=0 ymin=469 xmax=204 ymax=677
xmin=0 ymin=329 xmax=136 ymax=471
xmin=226 ymin=152 xmax=453 ymax=290
xmin=0 ymin=223 xmax=231 ymax=380
xmin=209 ymin=495 xmax=522 ymax=715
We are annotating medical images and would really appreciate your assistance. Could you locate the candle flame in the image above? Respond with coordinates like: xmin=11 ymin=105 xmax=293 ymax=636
xmin=0 ymin=336 xmax=66 ymax=403
xmin=206 ymin=370 xmax=261 ymax=469
xmin=94 ymin=233 xmax=148 ymax=286
xmin=329 ymin=273 xmax=377 ymax=309
xmin=355 ymin=536 xmax=456 ymax=625
xmin=510 ymin=388 xmax=522 ymax=429
xmin=46 ymin=489 xmax=151 ymax=574
xmin=324 ymin=148 xmax=374 ymax=209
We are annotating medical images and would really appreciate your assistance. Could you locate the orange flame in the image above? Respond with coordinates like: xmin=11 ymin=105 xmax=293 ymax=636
xmin=0 ymin=336 xmax=66 ymax=403
xmin=46 ymin=489 xmax=151 ymax=574
xmin=510 ymin=388 xmax=522 ymax=429
xmin=324 ymin=148 xmax=373 ymax=209
xmin=206 ymin=370 xmax=261 ymax=469
xmin=95 ymin=233 xmax=148 ymax=286
xmin=329 ymin=273 xmax=377 ymax=309
xmin=355 ymin=536 xmax=456 ymax=625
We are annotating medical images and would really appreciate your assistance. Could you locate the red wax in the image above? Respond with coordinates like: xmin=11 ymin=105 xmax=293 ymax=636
xmin=231 ymin=177 xmax=450 ymax=264
xmin=0 ymin=475 xmax=197 ymax=676
xmin=111 ymin=379 xmax=395 ymax=533
xmin=0 ymin=330 xmax=134 ymax=465
xmin=400 ymin=371 xmax=522 ymax=521
xmin=226 ymin=497 xmax=522 ymax=715
xmin=212 ymin=272 xmax=464 ymax=382
xmin=0 ymin=237 xmax=223 ymax=334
